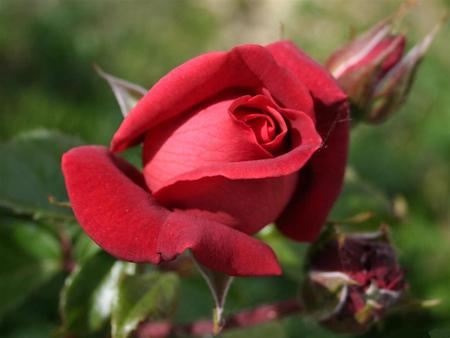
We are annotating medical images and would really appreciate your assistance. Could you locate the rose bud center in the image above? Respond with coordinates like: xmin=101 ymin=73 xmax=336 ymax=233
xmin=229 ymin=93 xmax=289 ymax=156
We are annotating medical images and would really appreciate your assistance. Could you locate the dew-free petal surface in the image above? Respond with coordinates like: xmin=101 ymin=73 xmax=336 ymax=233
xmin=62 ymin=146 xmax=281 ymax=276
xmin=111 ymin=43 xmax=314 ymax=152
xmin=267 ymin=41 xmax=349 ymax=242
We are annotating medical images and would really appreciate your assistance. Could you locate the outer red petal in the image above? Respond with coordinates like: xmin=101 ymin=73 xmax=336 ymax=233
xmin=142 ymin=98 xmax=271 ymax=193
xmin=155 ymin=173 xmax=298 ymax=235
xmin=62 ymin=146 xmax=281 ymax=276
xmin=145 ymin=108 xmax=321 ymax=188
xmin=266 ymin=40 xmax=347 ymax=106
xmin=159 ymin=209 xmax=282 ymax=276
xmin=144 ymin=105 xmax=321 ymax=233
xmin=278 ymin=102 xmax=349 ymax=242
xmin=267 ymin=40 xmax=349 ymax=242
xmin=62 ymin=146 xmax=168 ymax=263
xmin=111 ymin=44 xmax=314 ymax=152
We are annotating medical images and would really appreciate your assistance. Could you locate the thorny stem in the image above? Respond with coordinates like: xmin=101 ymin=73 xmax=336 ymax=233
xmin=136 ymin=299 xmax=303 ymax=337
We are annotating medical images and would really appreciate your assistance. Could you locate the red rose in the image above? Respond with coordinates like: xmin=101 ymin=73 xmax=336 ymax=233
xmin=62 ymin=41 xmax=349 ymax=276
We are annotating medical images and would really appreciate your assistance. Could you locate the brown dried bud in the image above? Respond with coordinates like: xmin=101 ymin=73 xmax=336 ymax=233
xmin=301 ymin=226 xmax=406 ymax=334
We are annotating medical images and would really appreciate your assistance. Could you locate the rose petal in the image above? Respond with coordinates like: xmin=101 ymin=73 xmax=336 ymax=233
xmin=160 ymin=209 xmax=282 ymax=276
xmin=141 ymin=92 xmax=320 ymax=235
xmin=155 ymin=173 xmax=298 ymax=235
xmin=62 ymin=146 xmax=281 ymax=276
xmin=276 ymin=102 xmax=349 ymax=241
xmin=142 ymin=97 xmax=271 ymax=193
xmin=62 ymin=146 xmax=168 ymax=263
xmin=229 ymin=94 xmax=289 ymax=155
xmin=111 ymin=43 xmax=314 ymax=152
xmin=144 ymin=106 xmax=321 ymax=190
xmin=267 ymin=41 xmax=349 ymax=242
xmin=266 ymin=40 xmax=347 ymax=107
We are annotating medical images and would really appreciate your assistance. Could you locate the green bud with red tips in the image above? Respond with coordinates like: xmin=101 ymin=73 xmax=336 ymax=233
xmin=326 ymin=6 xmax=446 ymax=124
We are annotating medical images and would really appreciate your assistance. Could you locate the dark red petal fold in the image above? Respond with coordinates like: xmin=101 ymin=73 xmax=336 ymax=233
xmin=267 ymin=40 xmax=349 ymax=242
xmin=266 ymin=40 xmax=347 ymax=106
xmin=276 ymin=102 xmax=349 ymax=242
xmin=62 ymin=146 xmax=281 ymax=276
xmin=160 ymin=210 xmax=282 ymax=276
xmin=111 ymin=43 xmax=314 ymax=152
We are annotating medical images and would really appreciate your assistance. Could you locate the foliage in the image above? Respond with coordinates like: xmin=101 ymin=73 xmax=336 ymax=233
xmin=0 ymin=217 xmax=61 ymax=319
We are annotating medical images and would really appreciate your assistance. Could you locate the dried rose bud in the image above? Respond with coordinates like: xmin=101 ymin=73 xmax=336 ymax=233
xmin=301 ymin=226 xmax=406 ymax=334
xmin=326 ymin=13 xmax=444 ymax=123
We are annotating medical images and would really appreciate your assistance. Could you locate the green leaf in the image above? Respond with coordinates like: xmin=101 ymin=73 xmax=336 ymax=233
xmin=72 ymin=231 xmax=101 ymax=265
xmin=0 ymin=217 xmax=62 ymax=319
xmin=60 ymin=251 xmax=132 ymax=336
xmin=429 ymin=329 xmax=450 ymax=338
xmin=5 ymin=323 xmax=57 ymax=338
xmin=112 ymin=271 xmax=180 ymax=338
xmin=0 ymin=129 xmax=83 ymax=221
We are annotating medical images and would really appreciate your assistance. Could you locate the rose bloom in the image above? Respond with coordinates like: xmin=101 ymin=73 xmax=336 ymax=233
xmin=62 ymin=41 xmax=349 ymax=276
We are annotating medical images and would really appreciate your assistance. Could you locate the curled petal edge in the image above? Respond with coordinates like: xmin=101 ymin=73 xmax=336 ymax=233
xmin=62 ymin=145 xmax=281 ymax=276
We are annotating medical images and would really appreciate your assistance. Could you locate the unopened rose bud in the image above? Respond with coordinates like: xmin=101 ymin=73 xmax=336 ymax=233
xmin=368 ymin=17 xmax=446 ymax=122
xmin=301 ymin=226 xmax=406 ymax=334
xmin=327 ymin=12 xmax=445 ymax=123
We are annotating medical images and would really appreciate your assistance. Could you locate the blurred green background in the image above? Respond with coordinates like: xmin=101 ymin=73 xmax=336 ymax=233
xmin=0 ymin=0 xmax=449 ymax=337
